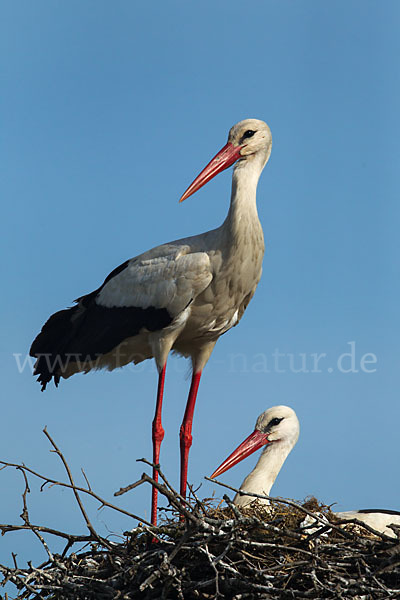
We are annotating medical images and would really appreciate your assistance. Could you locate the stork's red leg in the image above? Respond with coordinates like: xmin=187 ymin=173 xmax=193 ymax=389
xmin=179 ymin=369 xmax=202 ymax=499
xmin=151 ymin=363 xmax=166 ymax=526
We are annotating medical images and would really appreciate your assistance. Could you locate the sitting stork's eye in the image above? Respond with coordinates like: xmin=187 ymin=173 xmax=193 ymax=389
xmin=242 ymin=130 xmax=255 ymax=140
xmin=268 ymin=417 xmax=283 ymax=428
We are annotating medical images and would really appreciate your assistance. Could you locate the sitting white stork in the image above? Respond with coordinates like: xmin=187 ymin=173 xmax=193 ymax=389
xmin=30 ymin=118 xmax=273 ymax=525
xmin=211 ymin=406 xmax=400 ymax=538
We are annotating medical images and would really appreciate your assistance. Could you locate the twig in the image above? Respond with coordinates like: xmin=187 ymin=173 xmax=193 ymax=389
xmin=0 ymin=460 xmax=152 ymax=526
xmin=17 ymin=467 xmax=55 ymax=564
xmin=42 ymin=427 xmax=107 ymax=547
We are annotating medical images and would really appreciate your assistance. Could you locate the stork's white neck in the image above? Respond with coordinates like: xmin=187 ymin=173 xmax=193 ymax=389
xmin=234 ymin=439 xmax=293 ymax=507
xmin=223 ymin=154 xmax=266 ymax=241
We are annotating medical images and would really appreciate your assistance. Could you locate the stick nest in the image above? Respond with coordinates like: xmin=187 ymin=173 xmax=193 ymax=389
xmin=1 ymin=434 xmax=400 ymax=599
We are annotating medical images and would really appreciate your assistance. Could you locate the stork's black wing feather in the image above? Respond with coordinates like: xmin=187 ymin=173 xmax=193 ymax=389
xmin=30 ymin=259 xmax=173 ymax=390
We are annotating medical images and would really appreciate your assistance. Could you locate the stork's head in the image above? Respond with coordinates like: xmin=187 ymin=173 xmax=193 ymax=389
xmin=254 ymin=405 xmax=300 ymax=445
xmin=180 ymin=118 xmax=272 ymax=202
xmin=228 ymin=118 xmax=272 ymax=164
xmin=210 ymin=405 xmax=299 ymax=479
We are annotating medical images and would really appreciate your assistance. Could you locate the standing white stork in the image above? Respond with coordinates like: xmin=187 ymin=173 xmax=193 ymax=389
xmin=211 ymin=405 xmax=400 ymax=538
xmin=30 ymin=118 xmax=272 ymax=526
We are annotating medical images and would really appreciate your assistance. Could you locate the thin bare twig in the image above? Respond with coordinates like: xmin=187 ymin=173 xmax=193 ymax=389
xmin=0 ymin=460 xmax=152 ymax=526
xmin=42 ymin=427 xmax=107 ymax=547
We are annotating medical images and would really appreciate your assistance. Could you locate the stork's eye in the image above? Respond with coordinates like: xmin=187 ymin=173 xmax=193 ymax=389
xmin=242 ymin=130 xmax=255 ymax=140
xmin=268 ymin=417 xmax=283 ymax=428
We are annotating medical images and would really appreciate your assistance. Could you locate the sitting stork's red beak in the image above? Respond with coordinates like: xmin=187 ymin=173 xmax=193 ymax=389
xmin=210 ymin=428 xmax=270 ymax=479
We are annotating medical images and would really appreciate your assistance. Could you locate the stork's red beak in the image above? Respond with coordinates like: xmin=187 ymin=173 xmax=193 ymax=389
xmin=179 ymin=142 xmax=242 ymax=202
xmin=210 ymin=429 xmax=270 ymax=479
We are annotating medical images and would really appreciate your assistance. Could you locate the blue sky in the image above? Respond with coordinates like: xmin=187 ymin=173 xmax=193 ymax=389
xmin=1 ymin=0 xmax=400 ymax=573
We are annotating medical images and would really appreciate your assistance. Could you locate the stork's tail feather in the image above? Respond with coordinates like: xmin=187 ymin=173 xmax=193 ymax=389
xmin=30 ymin=306 xmax=80 ymax=391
